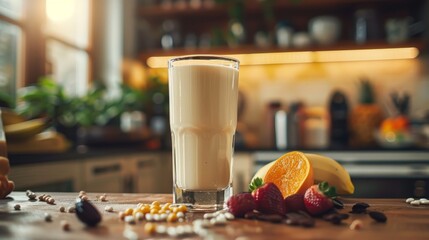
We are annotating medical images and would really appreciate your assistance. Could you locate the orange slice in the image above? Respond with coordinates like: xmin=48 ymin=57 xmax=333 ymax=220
xmin=263 ymin=151 xmax=313 ymax=198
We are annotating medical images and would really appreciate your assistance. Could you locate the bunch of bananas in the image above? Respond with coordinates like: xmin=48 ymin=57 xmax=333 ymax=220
xmin=0 ymin=156 xmax=14 ymax=198
xmin=2 ymin=109 xmax=46 ymax=142
xmin=253 ymin=152 xmax=354 ymax=195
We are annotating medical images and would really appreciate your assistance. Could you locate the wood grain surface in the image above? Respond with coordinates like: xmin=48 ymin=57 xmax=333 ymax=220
xmin=1 ymin=192 xmax=429 ymax=239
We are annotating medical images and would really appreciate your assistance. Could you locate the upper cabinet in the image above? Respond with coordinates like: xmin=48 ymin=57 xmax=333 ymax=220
xmin=136 ymin=0 xmax=428 ymax=66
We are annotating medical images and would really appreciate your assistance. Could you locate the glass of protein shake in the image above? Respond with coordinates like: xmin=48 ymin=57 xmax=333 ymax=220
xmin=168 ymin=55 xmax=239 ymax=211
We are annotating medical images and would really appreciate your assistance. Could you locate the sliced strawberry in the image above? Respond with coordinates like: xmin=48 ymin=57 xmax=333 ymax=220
xmin=304 ymin=182 xmax=337 ymax=216
xmin=284 ymin=193 xmax=306 ymax=213
xmin=251 ymin=179 xmax=285 ymax=216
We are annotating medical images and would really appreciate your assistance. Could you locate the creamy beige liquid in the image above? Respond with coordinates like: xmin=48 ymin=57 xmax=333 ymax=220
xmin=169 ymin=64 xmax=239 ymax=190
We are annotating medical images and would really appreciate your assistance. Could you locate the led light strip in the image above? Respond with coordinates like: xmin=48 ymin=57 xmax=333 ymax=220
xmin=146 ymin=47 xmax=419 ymax=68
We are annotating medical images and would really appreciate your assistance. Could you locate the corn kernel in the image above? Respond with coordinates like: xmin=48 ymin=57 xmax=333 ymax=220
xmin=151 ymin=201 xmax=160 ymax=207
xmin=144 ymin=223 xmax=156 ymax=235
xmin=167 ymin=213 xmax=178 ymax=222
xmin=150 ymin=208 xmax=159 ymax=214
xmin=178 ymin=205 xmax=187 ymax=212
xmin=158 ymin=209 xmax=166 ymax=214
xmin=162 ymin=203 xmax=171 ymax=209
xmin=172 ymin=207 xmax=180 ymax=214
xmin=124 ymin=208 xmax=134 ymax=216
xmin=141 ymin=206 xmax=151 ymax=214
xmin=133 ymin=208 xmax=143 ymax=216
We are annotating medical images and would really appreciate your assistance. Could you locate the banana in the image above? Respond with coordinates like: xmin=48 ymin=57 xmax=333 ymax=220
xmin=304 ymin=153 xmax=354 ymax=195
xmin=1 ymin=108 xmax=26 ymax=126
xmin=252 ymin=152 xmax=355 ymax=195
xmin=4 ymin=118 xmax=46 ymax=142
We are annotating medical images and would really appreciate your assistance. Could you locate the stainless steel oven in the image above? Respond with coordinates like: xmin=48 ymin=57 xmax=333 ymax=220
xmin=252 ymin=151 xmax=429 ymax=198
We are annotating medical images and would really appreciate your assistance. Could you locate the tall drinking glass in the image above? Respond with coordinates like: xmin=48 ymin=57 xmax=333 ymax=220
xmin=168 ymin=55 xmax=239 ymax=211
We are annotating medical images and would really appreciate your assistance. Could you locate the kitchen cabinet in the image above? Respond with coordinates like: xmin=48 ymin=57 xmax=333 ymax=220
xmin=82 ymin=156 xmax=128 ymax=193
xmin=137 ymin=0 xmax=427 ymax=65
xmin=9 ymin=161 xmax=82 ymax=192
xmin=131 ymin=152 xmax=172 ymax=194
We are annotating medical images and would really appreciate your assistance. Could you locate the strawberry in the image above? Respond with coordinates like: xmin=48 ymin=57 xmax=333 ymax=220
xmin=250 ymin=178 xmax=285 ymax=215
xmin=227 ymin=193 xmax=256 ymax=218
xmin=284 ymin=193 xmax=306 ymax=213
xmin=304 ymin=182 xmax=337 ymax=216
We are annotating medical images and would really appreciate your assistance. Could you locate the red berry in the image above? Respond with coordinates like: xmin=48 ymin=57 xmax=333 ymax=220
xmin=252 ymin=183 xmax=285 ymax=215
xmin=284 ymin=193 xmax=306 ymax=213
xmin=227 ymin=193 xmax=256 ymax=218
xmin=304 ymin=182 xmax=336 ymax=216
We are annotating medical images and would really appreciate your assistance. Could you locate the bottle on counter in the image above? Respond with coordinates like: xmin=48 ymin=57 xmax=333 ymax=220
xmin=262 ymin=101 xmax=282 ymax=149
xmin=329 ymin=90 xmax=349 ymax=148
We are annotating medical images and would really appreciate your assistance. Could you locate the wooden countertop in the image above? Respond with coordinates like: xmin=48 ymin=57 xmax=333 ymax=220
xmin=1 ymin=192 xmax=429 ymax=239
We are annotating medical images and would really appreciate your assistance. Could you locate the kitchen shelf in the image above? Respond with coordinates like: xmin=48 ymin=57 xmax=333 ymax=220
xmin=140 ymin=40 xmax=425 ymax=67
xmin=137 ymin=0 xmax=427 ymax=67
xmin=138 ymin=0 xmax=422 ymax=19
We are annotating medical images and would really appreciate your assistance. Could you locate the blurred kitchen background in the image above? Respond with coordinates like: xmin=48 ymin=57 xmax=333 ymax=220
xmin=1 ymin=0 xmax=429 ymax=198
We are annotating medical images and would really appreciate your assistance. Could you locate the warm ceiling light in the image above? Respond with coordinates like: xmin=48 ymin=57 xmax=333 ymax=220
xmin=46 ymin=0 xmax=75 ymax=22
xmin=146 ymin=47 xmax=419 ymax=68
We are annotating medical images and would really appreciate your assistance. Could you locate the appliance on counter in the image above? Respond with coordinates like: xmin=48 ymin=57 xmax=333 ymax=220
xmin=252 ymin=151 xmax=429 ymax=198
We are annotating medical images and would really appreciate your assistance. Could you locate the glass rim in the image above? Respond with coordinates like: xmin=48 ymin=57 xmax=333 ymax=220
xmin=168 ymin=55 xmax=239 ymax=67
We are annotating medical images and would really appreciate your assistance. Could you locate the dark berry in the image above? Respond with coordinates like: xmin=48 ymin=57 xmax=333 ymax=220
xmin=75 ymin=198 xmax=102 ymax=227
xmin=227 ymin=193 xmax=256 ymax=218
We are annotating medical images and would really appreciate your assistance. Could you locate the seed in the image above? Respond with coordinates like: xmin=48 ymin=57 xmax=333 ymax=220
xmin=118 ymin=211 xmax=126 ymax=220
xmin=47 ymin=198 xmax=55 ymax=204
xmin=214 ymin=215 xmax=227 ymax=225
xmin=167 ymin=213 xmax=178 ymax=222
xmin=61 ymin=220 xmax=70 ymax=231
xmin=410 ymin=200 xmax=421 ymax=206
xmin=99 ymin=195 xmax=107 ymax=202
xmin=59 ymin=206 xmax=65 ymax=213
xmin=124 ymin=215 xmax=135 ymax=224
xmin=14 ymin=204 xmax=20 ymax=210
xmin=178 ymin=205 xmax=187 ymax=212
xmin=145 ymin=213 xmax=153 ymax=222
xmin=421 ymin=200 xmax=429 ymax=205
xmin=80 ymin=195 xmax=88 ymax=201
xmin=67 ymin=206 xmax=76 ymax=213
xmin=167 ymin=226 xmax=178 ymax=237
xmin=75 ymin=198 xmax=102 ymax=227
xmin=323 ymin=212 xmax=349 ymax=223
xmin=153 ymin=214 xmax=161 ymax=222
xmin=244 ymin=211 xmax=260 ymax=220
xmin=135 ymin=212 xmax=144 ymax=221
xmin=333 ymin=198 xmax=344 ymax=209
xmin=406 ymin=197 xmax=415 ymax=203
xmin=285 ymin=212 xmax=315 ymax=227
xmin=203 ymin=213 xmax=214 ymax=219
xmin=224 ymin=212 xmax=235 ymax=220
xmin=257 ymin=214 xmax=283 ymax=223
xmin=38 ymin=194 xmax=45 ymax=201
xmin=420 ymin=198 xmax=428 ymax=201
xmin=155 ymin=225 xmax=167 ymax=234
xmin=44 ymin=213 xmax=52 ymax=222
xmin=351 ymin=202 xmax=370 ymax=213
xmin=144 ymin=223 xmax=156 ymax=235
xmin=350 ymin=219 xmax=363 ymax=230
xmin=124 ymin=208 xmax=133 ymax=216
xmin=79 ymin=190 xmax=86 ymax=196
xmin=369 ymin=211 xmax=387 ymax=223
xmin=176 ymin=211 xmax=185 ymax=219
xmin=104 ymin=206 xmax=113 ymax=212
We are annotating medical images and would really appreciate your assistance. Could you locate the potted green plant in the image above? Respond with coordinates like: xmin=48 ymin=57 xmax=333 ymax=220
xmin=16 ymin=77 xmax=148 ymax=144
